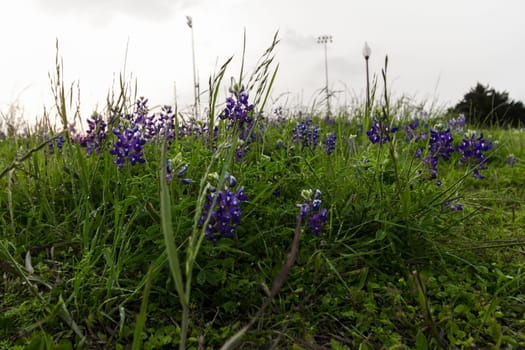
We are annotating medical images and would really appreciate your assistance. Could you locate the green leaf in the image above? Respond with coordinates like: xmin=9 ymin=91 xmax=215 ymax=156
xmin=358 ymin=343 xmax=372 ymax=350
xmin=196 ymin=270 xmax=207 ymax=285
xmin=453 ymin=304 xmax=469 ymax=315
xmin=330 ymin=339 xmax=351 ymax=350
xmin=476 ymin=265 xmax=489 ymax=274
xmin=415 ymin=330 xmax=428 ymax=350
xmin=375 ymin=229 xmax=387 ymax=241
xmin=27 ymin=333 xmax=52 ymax=350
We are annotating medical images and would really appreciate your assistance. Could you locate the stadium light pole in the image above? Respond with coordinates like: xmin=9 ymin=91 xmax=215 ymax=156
xmin=186 ymin=16 xmax=200 ymax=119
xmin=317 ymin=35 xmax=332 ymax=118
xmin=362 ymin=42 xmax=372 ymax=114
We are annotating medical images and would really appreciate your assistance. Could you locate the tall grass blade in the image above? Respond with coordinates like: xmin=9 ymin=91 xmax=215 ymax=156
xmin=132 ymin=264 xmax=154 ymax=350
xmin=160 ymin=140 xmax=189 ymax=349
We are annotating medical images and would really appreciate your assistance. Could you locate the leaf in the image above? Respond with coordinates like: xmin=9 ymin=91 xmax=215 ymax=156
xmin=375 ymin=229 xmax=387 ymax=241
xmin=415 ymin=330 xmax=428 ymax=350
xmin=331 ymin=338 xmax=351 ymax=350
xmin=196 ymin=270 xmax=207 ymax=285
xmin=453 ymin=304 xmax=469 ymax=315
xmin=358 ymin=343 xmax=372 ymax=350
xmin=475 ymin=265 xmax=488 ymax=274
xmin=27 ymin=332 xmax=53 ymax=350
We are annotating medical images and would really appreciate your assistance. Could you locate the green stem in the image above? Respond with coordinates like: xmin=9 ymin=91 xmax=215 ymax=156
xmin=160 ymin=141 xmax=189 ymax=350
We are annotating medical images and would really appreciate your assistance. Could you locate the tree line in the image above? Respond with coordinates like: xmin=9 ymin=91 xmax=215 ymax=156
xmin=449 ymin=83 xmax=525 ymax=128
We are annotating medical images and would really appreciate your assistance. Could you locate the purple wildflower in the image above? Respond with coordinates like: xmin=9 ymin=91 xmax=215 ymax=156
xmin=74 ymin=113 xmax=107 ymax=155
xmin=198 ymin=174 xmax=248 ymax=245
xmin=150 ymin=105 xmax=176 ymax=143
xmin=166 ymin=160 xmax=193 ymax=184
xmin=322 ymin=132 xmax=337 ymax=155
xmin=220 ymin=90 xmax=260 ymax=161
xmin=109 ymin=125 xmax=146 ymax=168
xmin=444 ymin=198 xmax=463 ymax=211
xmin=298 ymin=189 xmax=329 ymax=236
xmin=292 ymin=119 xmax=320 ymax=148
xmin=401 ymin=118 xmax=423 ymax=143
xmin=448 ymin=114 xmax=466 ymax=131
xmin=219 ymin=89 xmax=254 ymax=131
xmin=273 ymin=106 xmax=286 ymax=125
xmin=421 ymin=125 xmax=455 ymax=179
xmin=133 ymin=97 xmax=149 ymax=125
xmin=47 ymin=135 xmax=65 ymax=154
xmin=366 ymin=115 xmax=396 ymax=144
xmin=457 ymin=130 xmax=492 ymax=179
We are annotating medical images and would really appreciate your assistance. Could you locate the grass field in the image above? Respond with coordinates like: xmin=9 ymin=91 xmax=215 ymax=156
xmin=1 ymin=42 xmax=525 ymax=349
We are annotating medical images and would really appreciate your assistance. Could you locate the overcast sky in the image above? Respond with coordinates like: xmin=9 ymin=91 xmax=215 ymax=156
xmin=1 ymin=0 xmax=524 ymax=124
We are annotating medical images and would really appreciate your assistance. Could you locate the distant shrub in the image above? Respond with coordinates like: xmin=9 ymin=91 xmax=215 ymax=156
xmin=450 ymin=83 xmax=525 ymax=127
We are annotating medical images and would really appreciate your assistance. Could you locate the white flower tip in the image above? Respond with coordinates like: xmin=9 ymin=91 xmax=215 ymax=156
xmin=300 ymin=189 xmax=313 ymax=200
xmin=362 ymin=42 xmax=372 ymax=58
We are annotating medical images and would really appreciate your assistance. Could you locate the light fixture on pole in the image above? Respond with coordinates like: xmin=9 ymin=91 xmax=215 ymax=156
xmin=186 ymin=15 xmax=200 ymax=119
xmin=317 ymin=35 xmax=333 ymax=118
xmin=362 ymin=42 xmax=371 ymax=113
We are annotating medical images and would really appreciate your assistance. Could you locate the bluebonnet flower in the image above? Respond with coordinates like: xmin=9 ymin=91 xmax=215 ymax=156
xmin=47 ymin=135 xmax=65 ymax=154
xmin=133 ymin=97 xmax=149 ymax=125
xmin=322 ymin=132 xmax=337 ymax=155
xmin=166 ymin=160 xmax=173 ymax=181
xmin=421 ymin=125 xmax=455 ymax=179
xmin=178 ymin=119 xmax=209 ymax=140
xmin=219 ymin=89 xmax=254 ymax=130
xmin=409 ymin=118 xmax=420 ymax=130
xmin=366 ymin=115 xmax=397 ymax=144
xmin=429 ymin=126 xmax=455 ymax=158
xmin=106 ymin=98 xmax=179 ymax=168
xmin=292 ymin=119 xmax=320 ymax=148
xmin=125 ymin=98 xmax=176 ymax=144
xmin=448 ymin=114 xmax=466 ymax=132
xmin=166 ymin=160 xmax=193 ymax=184
xmin=457 ymin=130 xmax=492 ymax=179
xmin=444 ymin=197 xmax=463 ymax=211
xmin=219 ymin=90 xmax=259 ymax=160
xmin=109 ymin=125 xmax=146 ymax=168
xmin=145 ymin=105 xmax=176 ymax=143
xmin=198 ymin=173 xmax=248 ymax=245
xmin=274 ymin=106 xmax=283 ymax=118
xmin=235 ymin=121 xmax=264 ymax=160
xmin=158 ymin=105 xmax=176 ymax=141
xmin=273 ymin=106 xmax=287 ymax=125
xmin=114 ymin=98 xmax=177 ymax=144
xmin=401 ymin=118 xmax=423 ymax=143
xmin=74 ymin=113 xmax=107 ymax=155
xmin=297 ymin=189 xmax=328 ymax=236
xmin=235 ymin=145 xmax=246 ymax=160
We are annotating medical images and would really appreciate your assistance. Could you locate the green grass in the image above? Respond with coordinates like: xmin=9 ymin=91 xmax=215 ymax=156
xmin=1 ymin=42 xmax=525 ymax=349
xmin=2 ymin=111 xmax=524 ymax=349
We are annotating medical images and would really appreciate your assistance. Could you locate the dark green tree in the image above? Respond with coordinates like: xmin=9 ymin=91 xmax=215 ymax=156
xmin=450 ymin=83 xmax=525 ymax=127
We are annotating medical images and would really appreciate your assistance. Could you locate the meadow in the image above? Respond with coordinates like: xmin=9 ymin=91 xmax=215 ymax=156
xmin=1 ymin=38 xmax=525 ymax=349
